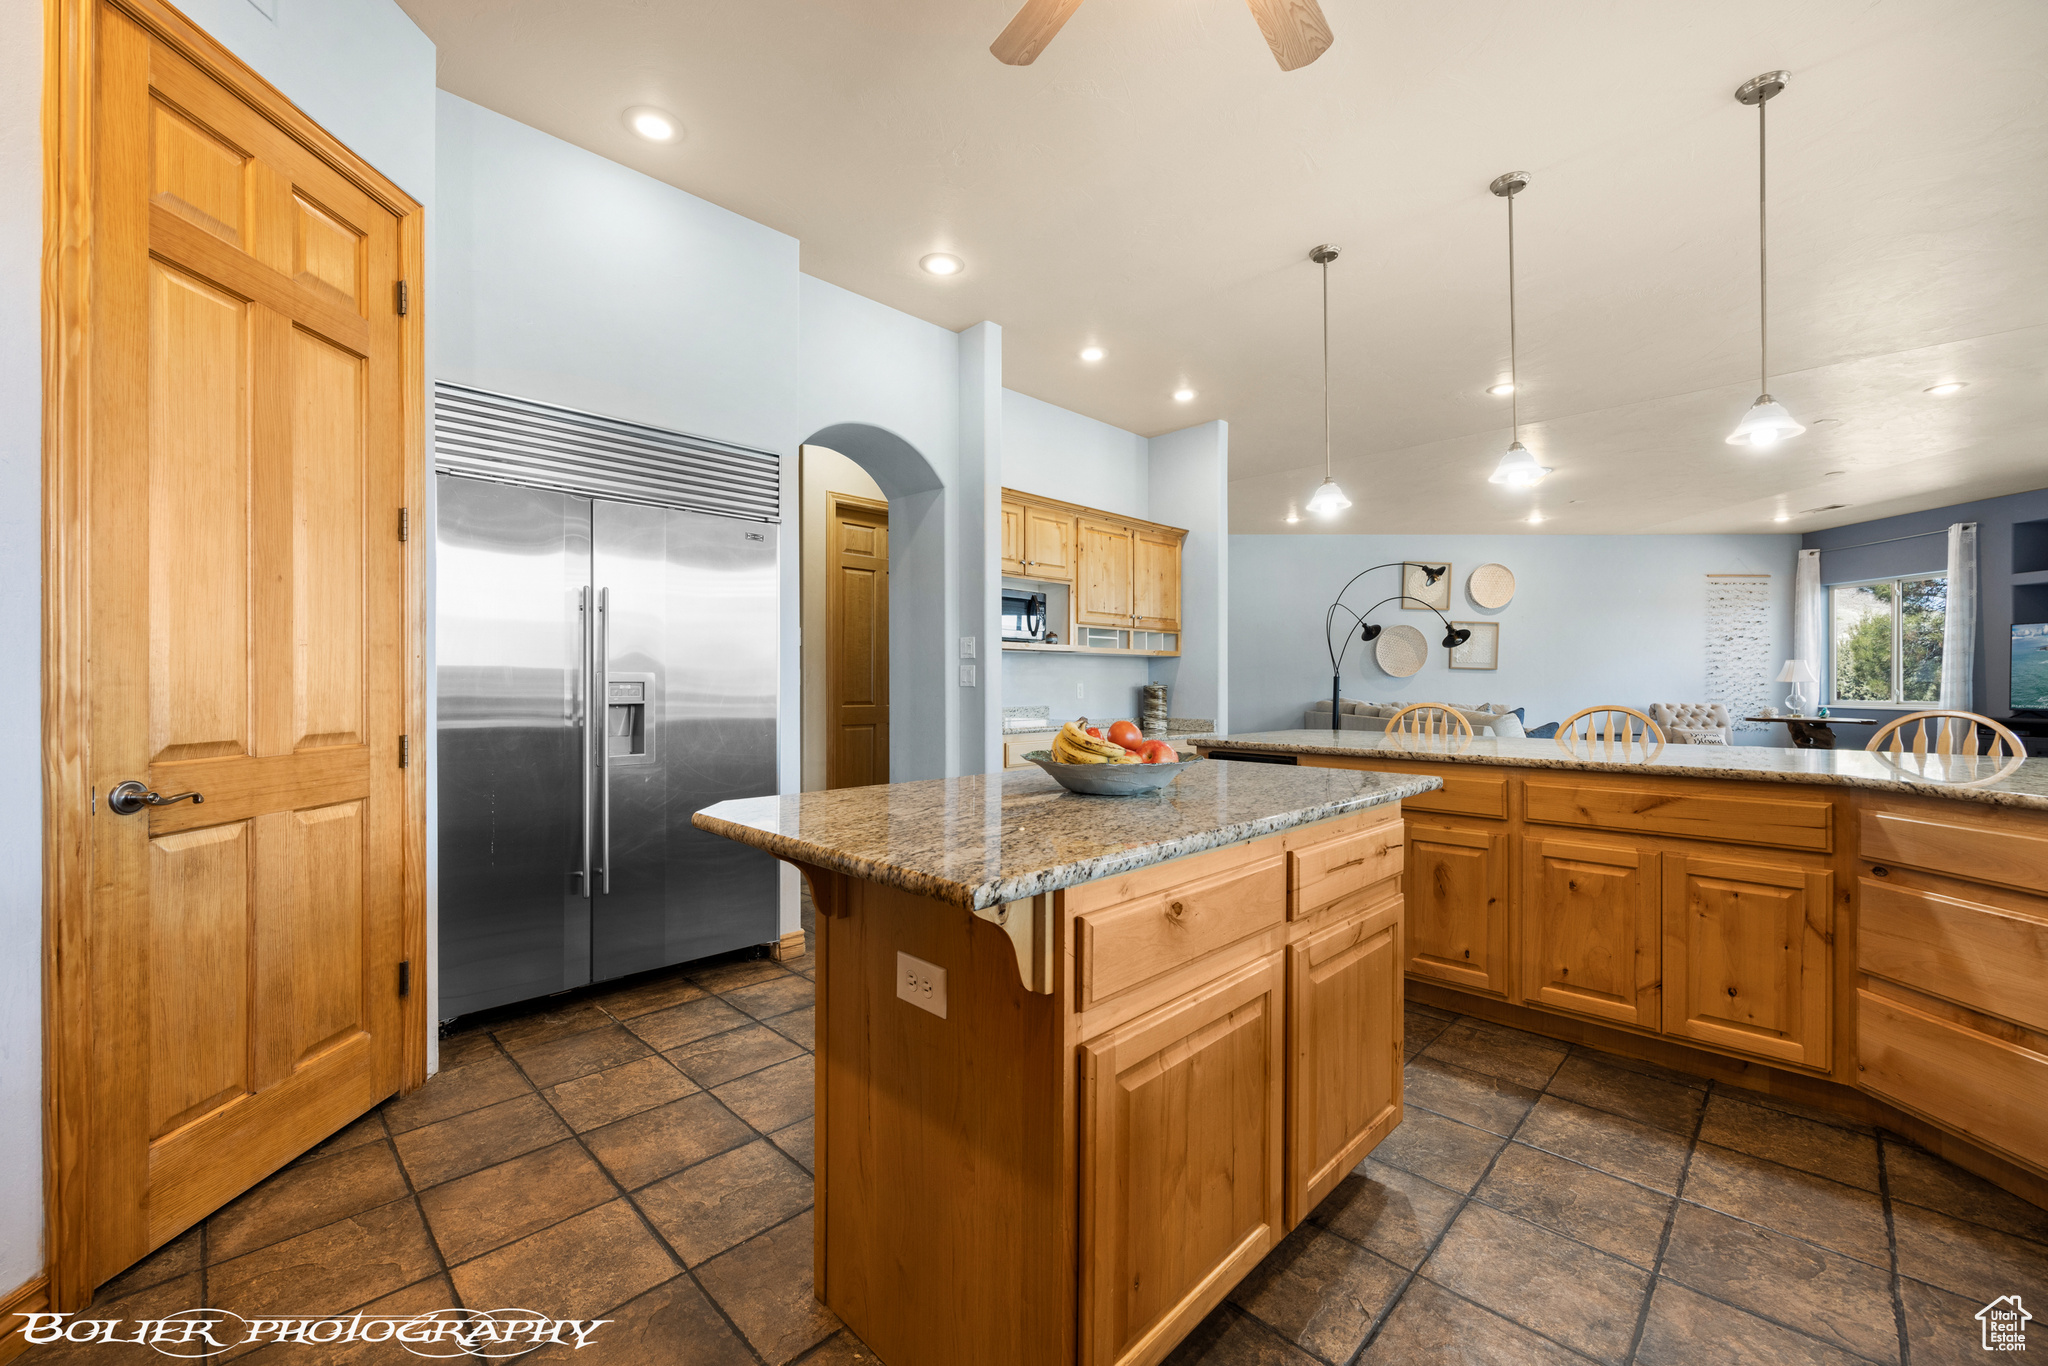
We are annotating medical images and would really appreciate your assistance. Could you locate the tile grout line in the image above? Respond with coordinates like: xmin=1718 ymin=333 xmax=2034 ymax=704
xmin=1878 ymin=1137 xmax=1912 ymax=1366
xmin=1620 ymin=1077 xmax=1714 ymax=1366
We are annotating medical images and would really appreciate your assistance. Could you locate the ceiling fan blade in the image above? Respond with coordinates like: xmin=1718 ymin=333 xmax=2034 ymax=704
xmin=1244 ymin=0 xmax=1334 ymax=71
xmin=990 ymin=0 xmax=1088 ymax=65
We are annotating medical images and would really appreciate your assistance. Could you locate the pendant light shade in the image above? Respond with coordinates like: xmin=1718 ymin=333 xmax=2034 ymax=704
xmin=1487 ymin=172 xmax=1552 ymax=488
xmin=1304 ymin=244 xmax=1349 ymax=517
xmin=1727 ymin=71 xmax=1801 ymax=450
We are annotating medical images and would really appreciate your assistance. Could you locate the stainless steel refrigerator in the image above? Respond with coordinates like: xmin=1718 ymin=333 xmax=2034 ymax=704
xmin=434 ymin=386 xmax=781 ymax=1020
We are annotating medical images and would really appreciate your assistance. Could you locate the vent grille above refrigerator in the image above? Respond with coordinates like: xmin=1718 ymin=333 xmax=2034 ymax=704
xmin=435 ymin=382 xmax=781 ymax=523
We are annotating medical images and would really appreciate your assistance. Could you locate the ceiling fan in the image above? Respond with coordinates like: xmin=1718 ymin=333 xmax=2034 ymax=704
xmin=990 ymin=0 xmax=1334 ymax=71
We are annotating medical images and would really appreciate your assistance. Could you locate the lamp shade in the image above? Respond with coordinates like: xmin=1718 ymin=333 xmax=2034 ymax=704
xmin=1487 ymin=441 xmax=1552 ymax=486
xmin=1305 ymin=478 xmax=1351 ymax=515
xmin=1726 ymin=398 xmax=1806 ymax=448
xmin=1775 ymin=659 xmax=1818 ymax=685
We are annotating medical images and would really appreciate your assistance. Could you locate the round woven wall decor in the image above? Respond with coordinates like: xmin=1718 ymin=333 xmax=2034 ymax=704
xmin=1469 ymin=563 xmax=1517 ymax=609
xmin=1375 ymin=624 xmax=1429 ymax=678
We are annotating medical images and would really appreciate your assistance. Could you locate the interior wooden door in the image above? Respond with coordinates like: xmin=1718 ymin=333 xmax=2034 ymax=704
xmin=826 ymin=494 xmax=889 ymax=788
xmin=1662 ymin=854 xmax=1832 ymax=1068
xmin=1023 ymin=504 xmax=1076 ymax=581
xmin=1080 ymin=953 xmax=1285 ymax=1366
xmin=64 ymin=4 xmax=421 ymax=1287
xmin=1133 ymin=531 xmax=1181 ymax=631
xmin=1520 ymin=838 xmax=1660 ymax=1028
xmin=1287 ymin=900 xmax=1402 ymax=1226
xmin=1000 ymin=499 xmax=1026 ymax=575
xmin=1075 ymin=519 xmax=1134 ymax=627
xmin=1403 ymin=825 xmax=1509 ymax=996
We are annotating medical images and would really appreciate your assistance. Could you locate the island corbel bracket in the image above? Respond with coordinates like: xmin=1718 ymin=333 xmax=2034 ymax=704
xmin=975 ymin=893 xmax=1057 ymax=994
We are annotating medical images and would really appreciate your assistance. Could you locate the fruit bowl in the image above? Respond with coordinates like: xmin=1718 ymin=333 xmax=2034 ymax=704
xmin=1022 ymin=750 xmax=1205 ymax=796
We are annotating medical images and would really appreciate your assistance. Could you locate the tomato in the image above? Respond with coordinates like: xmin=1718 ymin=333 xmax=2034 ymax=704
xmin=1108 ymin=720 xmax=1144 ymax=752
xmin=1138 ymin=740 xmax=1178 ymax=765
xmin=1086 ymin=727 xmax=1103 ymax=739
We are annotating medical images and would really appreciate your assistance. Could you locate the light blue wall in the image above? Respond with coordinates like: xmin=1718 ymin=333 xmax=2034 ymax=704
xmin=1148 ymin=422 xmax=1229 ymax=729
xmin=0 ymin=0 xmax=43 ymax=1296
xmin=1230 ymin=534 xmax=1800 ymax=744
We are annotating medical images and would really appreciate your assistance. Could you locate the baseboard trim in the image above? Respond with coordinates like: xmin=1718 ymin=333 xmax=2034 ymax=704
xmin=771 ymin=930 xmax=807 ymax=962
xmin=0 ymin=1274 xmax=51 ymax=1364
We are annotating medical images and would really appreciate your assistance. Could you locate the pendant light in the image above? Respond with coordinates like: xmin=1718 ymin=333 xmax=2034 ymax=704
xmin=1303 ymin=244 xmax=1351 ymax=516
xmin=1486 ymin=172 xmax=1552 ymax=487
xmin=1726 ymin=70 xmax=1804 ymax=449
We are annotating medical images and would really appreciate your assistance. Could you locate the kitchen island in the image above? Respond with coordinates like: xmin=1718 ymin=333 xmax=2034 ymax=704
xmin=694 ymin=761 xmax=1438 ymax=1366
xmin=1195 ymin=729 xmax=2048 ymax=1211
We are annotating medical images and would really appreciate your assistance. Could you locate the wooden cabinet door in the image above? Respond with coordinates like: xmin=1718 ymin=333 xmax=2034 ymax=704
xmin=77 ymin=7 xmax=416 ymax=1279
xmin=1287 ymin=900 xmax=1402 ymax=1227
xmin=1662 ymin=854 xmax=1832 ymax=1068
xmin=1000 ymin=499 xmax=1026 ymax=576
xmin=1077 ymin=520 xmax=1135 ymax=627
xmin=1081 ymin=954 xmax=1286 ymax=1366
xmin=1023 ymin=504 xmax=1077 ymax=581
xmin=1404 ymin=825 xmax=1509 ymax=996
xmin=1521 ymin=839 xmax=1659 ymax=1029
xmin=1133 ymin=531 xmax=1181 ymax=631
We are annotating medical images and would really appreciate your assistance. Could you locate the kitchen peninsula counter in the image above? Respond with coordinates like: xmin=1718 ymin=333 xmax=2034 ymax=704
xmin=693 ymin=762 xmax=1435 ymax=1366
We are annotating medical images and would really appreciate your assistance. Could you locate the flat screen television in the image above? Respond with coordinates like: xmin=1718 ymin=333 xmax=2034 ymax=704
xmin=2015 ymin=623 xmax=2048 ymax=712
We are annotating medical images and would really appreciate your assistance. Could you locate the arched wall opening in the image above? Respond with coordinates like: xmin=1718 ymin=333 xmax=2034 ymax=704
xmin=800 ymin=423 xmax=951 ymax=785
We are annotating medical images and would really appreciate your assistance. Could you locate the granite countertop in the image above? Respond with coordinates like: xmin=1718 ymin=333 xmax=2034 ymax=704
xmin=1193 ymin=729 xmax=2048 ymax=812
xmin=693 ymin=762 xmax=1440 ymax=909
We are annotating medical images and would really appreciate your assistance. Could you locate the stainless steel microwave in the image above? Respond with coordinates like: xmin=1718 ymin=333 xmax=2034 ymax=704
xmin=1001 ymin=589 xmax=1047 ymax=643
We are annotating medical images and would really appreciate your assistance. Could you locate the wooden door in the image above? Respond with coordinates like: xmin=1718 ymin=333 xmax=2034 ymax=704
xmin=1080 ymin=953 xmax=1286 ymax=1366
xmin=826 ymin=494 xmax=889 ymax=789
xmin=1023 ymin=505 xmax=1076 ymax=581
xmin=1403 ymin=825 xmax=1509 ymax=996
xmin=1076 ymin=519 xmax=1135 ymax=627
xmin=1133 ymin=531 xmax=1181 ymax=631
xmin=1287 ymin=900 xmax=1402 ymax=1227
xmin=1000 ymin=499 xmax=1026 ymax=576
xmin=55 ymin=1 xmax=423 ymax=1291
xmin=1662 ymin=854 xmax=1832 ymax=1068
xmin=1520 ymin=839 xmax=1659 ymax=1028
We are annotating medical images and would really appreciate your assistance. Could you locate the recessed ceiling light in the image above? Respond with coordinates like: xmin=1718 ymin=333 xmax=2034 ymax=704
xmin=1172 ymin=388 xmax=1195 ymax=402
xmin=1924 ymin=382 xmax=1967 ymax=395
xmin=1526 ymin=512 xmax=1544 ymax=524
xmin=1284 ymin=510 xmax=1300 ymax=524
xmin=624 ymin=106 xmax=680 ymax=142
xmin=1774 ymin=513 xmax=1791 ymax=522
xmin=919 ymin=253 xmax=964 ymax=277
xmin=1079 ymin=346 xmax=1104 ymax=362
xmin=1487 ymin=382 xmax=1515 ymax=397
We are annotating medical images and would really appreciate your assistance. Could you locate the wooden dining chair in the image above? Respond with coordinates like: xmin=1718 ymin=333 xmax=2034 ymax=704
xmin=1866 ymin=710 xmax=2027 ymax=787
xmin=1556 ymin=705 xmax=1665 ymax=761
xmin=1384 ymin=703 xmax=1473 ymax=742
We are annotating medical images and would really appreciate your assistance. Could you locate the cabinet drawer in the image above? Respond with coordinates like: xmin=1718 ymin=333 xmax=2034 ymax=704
xmin=1289 ymin=820 xmax=1403 ymax=918
xmin=1858 ymin=989 xmax=2048 ymax=1172
xmin=1403 ymin=773 xmax=1507 ymax=820
xmin=1860 ymin=810 xmax=2048 ymax=897
xmin=1526 ymin=782 xmax=1832 ymax=852
xmin=1076 ymin=854 xmax=1285 ymax=1009
xmin=1858 ymin=881 xmax=2048 ymax=1034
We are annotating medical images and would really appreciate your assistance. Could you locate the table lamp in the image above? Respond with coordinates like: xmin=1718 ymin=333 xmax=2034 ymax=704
xmin=1776 ymin=660 xmax=1818 ymax=716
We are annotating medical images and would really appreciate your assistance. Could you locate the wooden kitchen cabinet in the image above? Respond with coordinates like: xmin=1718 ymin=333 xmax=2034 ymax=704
xmin=1133 ymin=530 xmax=1181 ymax=631
xmin=1002 ymin=488 xmax=1185 ymax=653
xmin=1024 ymin=504 xmax=1077 ymax=581
xmin=1403 ymin=824 xmax=1509 ymax=997
xmin=1080 ymin=952 xmax=1287 ymax=1366
xmin=1076 ymin=519 xmax=1135 ymax=627
xmin=1662 ymin=852 xmax=1831 ymax=1069
xmin=1287 ymin=898 xmax=1402 ymax=1226
xmin=1000 ymin=499 xmax=1026 ymax=576
xmin=1520 ymin=837 xmax=1660 ymax=1030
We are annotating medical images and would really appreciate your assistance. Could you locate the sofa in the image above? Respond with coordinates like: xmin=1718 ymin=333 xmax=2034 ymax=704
xmin=1648 ymin=702 xmax=1733 ymax=746
xmin=1304 ymin=698 xmax=1528 ymax=740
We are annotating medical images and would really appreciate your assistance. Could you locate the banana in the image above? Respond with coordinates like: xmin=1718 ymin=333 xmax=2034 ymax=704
xmin=1060 ymin=721 xmax=1133 ymax=759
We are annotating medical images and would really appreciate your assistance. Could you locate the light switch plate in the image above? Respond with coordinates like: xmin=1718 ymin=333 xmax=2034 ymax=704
xmin=896 ymin=951 xmax=948 ymax=1019
xmin=959 ymin=664 xmax=976 ymax=687
xmin=960 ymin=636 xmax=976 ymax=659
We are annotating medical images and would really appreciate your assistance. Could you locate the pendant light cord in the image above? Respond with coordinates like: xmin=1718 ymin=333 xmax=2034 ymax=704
xmin=1321 ymin=256 xmax=1332 ymax=481
xmin=1758 ymin=96 xmax=1769 ymax=395
xmin=1507 ymin=191 xmax=1519 ymax=439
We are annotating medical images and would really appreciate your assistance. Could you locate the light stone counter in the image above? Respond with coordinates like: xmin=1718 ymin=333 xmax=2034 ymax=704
xmin=1194 ymin=729 xmax=2048 ymax=812
xmin=693 ymin=761 xmax=1438 ymax=910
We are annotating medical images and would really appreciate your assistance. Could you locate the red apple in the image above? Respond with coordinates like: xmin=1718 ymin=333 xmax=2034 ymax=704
xmin=1138 ymin=740 xmax=1178 ymax=765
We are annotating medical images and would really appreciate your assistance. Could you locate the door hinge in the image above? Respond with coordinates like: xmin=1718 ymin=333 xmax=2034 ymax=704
xmin=396 ymin=280 xmax=409 ymax=316
xmin=398 ymin=960 xmax=412 ymax=997
xmin=399 ymin=734 xmax=410 ymax=768
xmin=398 ymin=507 xmax=409 ymax=542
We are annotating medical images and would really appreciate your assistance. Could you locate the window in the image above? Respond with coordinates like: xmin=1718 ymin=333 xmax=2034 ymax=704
xmin=1829 ymin=574 xmax=1946 ymax=705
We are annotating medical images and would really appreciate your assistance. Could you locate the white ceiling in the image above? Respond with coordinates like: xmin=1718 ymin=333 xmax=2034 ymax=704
xmin=397 ymin=0 xmax=2048 ymax=534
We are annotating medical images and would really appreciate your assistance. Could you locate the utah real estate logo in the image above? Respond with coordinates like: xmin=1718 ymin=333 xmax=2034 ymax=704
xmin=1978 ymin=1295 xmax=2031 ymax=1352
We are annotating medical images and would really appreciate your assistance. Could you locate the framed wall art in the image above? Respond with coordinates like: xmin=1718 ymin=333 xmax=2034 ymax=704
xmin=1449 ymin=621 xmax=1499 ymax=670
xmin=1402 ymin=561 xmax=1452 ymax=611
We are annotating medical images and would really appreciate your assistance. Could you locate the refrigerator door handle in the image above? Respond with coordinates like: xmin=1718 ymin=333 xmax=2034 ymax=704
xmin=576 ymin=585 xmax=593 ymax=897
xmin=597 ymin=585 xmax=612 ymax=895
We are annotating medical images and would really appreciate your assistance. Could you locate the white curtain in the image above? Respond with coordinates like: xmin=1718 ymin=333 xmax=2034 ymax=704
xmin=1791 ymin=549 xmax=1824 ymax=692
xmin=1941 ymin=522 xmax=1978 ymax=713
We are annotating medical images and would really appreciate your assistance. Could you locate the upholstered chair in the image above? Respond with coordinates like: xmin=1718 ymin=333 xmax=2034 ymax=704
xmin=1649 ymin=702 xmax=1732 ymax=746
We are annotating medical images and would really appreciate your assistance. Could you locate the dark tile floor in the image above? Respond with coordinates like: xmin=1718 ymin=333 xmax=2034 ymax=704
xmin=41 ymin=940 xmax=2048 ymax=1366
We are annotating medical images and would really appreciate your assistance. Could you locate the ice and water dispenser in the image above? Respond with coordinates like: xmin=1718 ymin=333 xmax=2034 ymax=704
xmin=606 ymin=674 xmax=655 ymax=761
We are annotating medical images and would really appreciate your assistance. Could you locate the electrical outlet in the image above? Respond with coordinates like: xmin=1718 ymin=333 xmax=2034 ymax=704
xmin=959 ymin=664 xmax=976 ymax=687
xmin=896 ymin=951 xmax=948 ymax=1019
xmin=960 ymin=636 xmax=976 ymax=659
xmin=1076 ymin=681 xmax=1085 ymax=699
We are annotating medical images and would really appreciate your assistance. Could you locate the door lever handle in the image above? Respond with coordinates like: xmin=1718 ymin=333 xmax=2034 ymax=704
xmin=107 ymin=780 xmax=204 ymax=815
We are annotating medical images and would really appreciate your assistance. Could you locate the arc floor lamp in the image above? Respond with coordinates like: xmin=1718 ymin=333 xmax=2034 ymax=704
xmin=1323 ymin=563 xmax=1472 ymax=729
